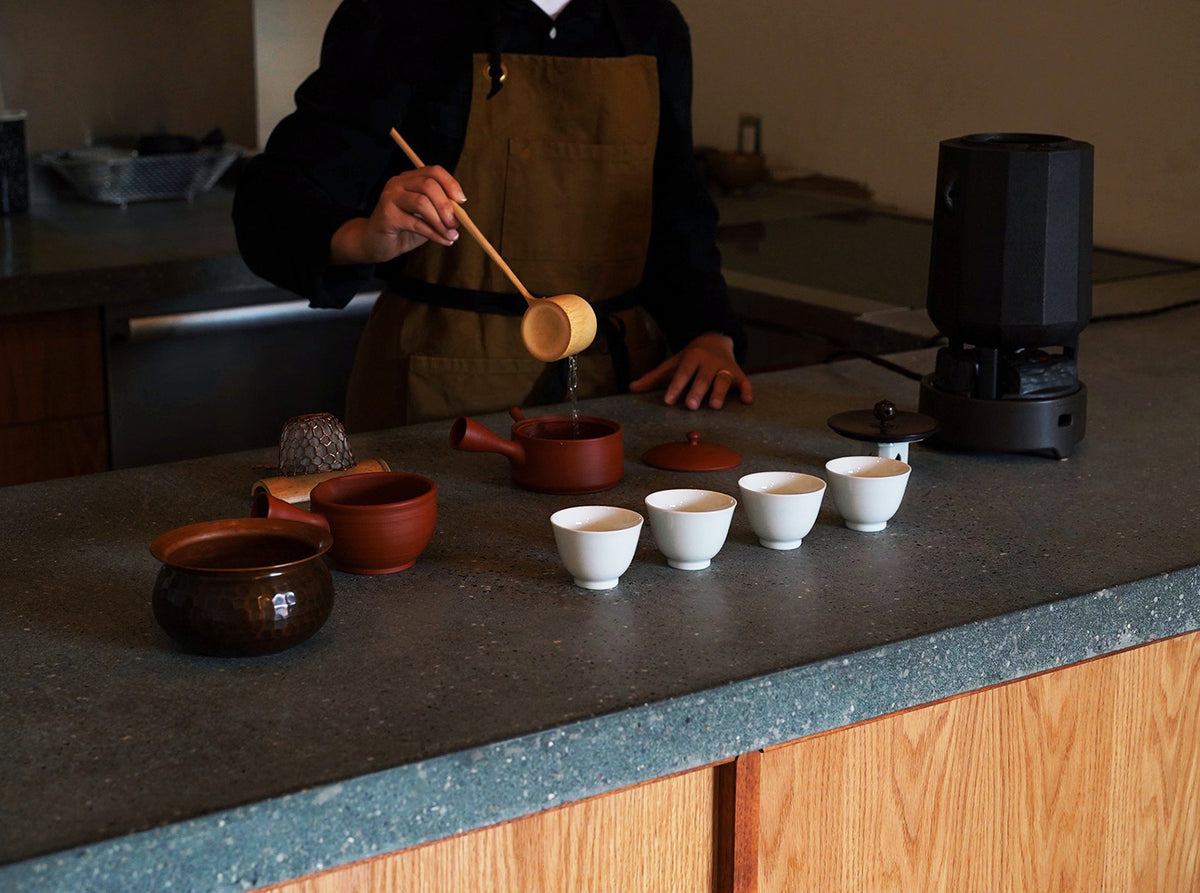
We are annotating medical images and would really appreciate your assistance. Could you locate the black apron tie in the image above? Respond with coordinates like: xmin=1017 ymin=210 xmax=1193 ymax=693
xmin=486 ymin=48 xmax=506 ymax=99
xmin=487 ymin=2 xmax=514 ymax=98
xmin=600 ymin=313 xmax=632 ymax=392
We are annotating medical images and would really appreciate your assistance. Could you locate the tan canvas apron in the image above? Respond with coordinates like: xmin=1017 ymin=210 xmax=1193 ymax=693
xmin=345 ymin=51 xmax=664 ymax=430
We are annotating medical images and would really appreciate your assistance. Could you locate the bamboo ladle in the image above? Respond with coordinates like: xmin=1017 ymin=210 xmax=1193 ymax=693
xmin=389 ymin=128 xmax=597 ymax=363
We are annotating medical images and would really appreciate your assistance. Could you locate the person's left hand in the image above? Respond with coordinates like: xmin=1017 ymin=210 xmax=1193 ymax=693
xmin=629 ymin=332 xmax=754 ymax=410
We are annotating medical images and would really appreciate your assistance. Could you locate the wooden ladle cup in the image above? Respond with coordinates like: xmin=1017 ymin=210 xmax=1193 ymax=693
xmin=389 ymin=128 xmax=597 ymax=363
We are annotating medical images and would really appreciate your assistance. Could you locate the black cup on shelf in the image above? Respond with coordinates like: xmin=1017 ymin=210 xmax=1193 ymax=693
xmin=0 ymin=111 xmax=30 ymax=215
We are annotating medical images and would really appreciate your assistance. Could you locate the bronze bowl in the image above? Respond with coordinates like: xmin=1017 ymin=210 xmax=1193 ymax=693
xmin=704 ymin=149 xmax=767 ymax=192
xmin=150 ymin=518 xmax=334 ymax=656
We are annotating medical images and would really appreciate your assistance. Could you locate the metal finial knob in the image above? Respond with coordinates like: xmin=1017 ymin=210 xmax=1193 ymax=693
xmin=874 ymin=400 xmax=898 ymax=426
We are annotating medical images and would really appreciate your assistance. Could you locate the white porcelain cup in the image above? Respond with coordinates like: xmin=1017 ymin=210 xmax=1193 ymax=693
xmin=550 ymin=505 xmax=644 ymax=590
xmin=644 ymin=489 xmax=737 ymax=570
xmin=737 ymin=471 xmax=827 ymax=550
xmin=824 ymin=456 xmax=911 ymax=532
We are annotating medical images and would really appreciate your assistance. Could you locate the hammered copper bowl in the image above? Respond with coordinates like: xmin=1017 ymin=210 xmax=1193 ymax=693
xmin=150 ymin=518 xmax=334 ymax=657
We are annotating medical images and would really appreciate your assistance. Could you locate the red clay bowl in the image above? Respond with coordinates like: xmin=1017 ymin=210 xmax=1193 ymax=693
xmin=309 ymin=471 xmax=438 ymax=574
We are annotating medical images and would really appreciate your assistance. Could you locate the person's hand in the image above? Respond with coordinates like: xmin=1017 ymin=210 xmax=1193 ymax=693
xmin=629 ymin=332 xmax=754 ymax=410
xmin=330 ymin=165 xmax=466 ymax=265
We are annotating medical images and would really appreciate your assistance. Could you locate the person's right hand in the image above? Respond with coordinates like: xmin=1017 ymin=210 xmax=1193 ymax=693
xmin=330 ymin=165 xmax=466 ymax=265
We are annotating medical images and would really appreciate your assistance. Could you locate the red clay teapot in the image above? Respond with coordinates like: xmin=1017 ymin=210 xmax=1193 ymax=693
xmin=450 ymin=408 xmax=623 ymax=494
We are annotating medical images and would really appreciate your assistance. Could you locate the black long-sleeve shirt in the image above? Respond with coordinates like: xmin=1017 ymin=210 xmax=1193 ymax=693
xmin=233 ymin=0 xmax=745 ymax=356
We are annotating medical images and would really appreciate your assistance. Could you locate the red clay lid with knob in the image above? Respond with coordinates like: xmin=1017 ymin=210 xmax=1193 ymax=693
xmin=641 ymin=431 xmax=742 ymax=471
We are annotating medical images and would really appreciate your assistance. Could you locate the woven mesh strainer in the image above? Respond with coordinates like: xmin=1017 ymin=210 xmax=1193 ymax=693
xmin=278 ymin=413 xmax=356 ymax=476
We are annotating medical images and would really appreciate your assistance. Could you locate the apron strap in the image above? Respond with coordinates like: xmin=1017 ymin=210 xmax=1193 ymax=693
xmin=393 ymin=274 xmax=642 ymax=318
xmin=600 ymin=313 xmax=632 ymax=391
xmin=396 ymin=275 xmax=527 ymax=315
xmin=487 ymin=3 xmax=513 ymax=98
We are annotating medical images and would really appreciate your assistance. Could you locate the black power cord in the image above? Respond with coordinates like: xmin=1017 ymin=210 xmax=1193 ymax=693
xmin=1090 ymin=295 xmax=1200 ymax=324
xmin=817 ymin=293 xmax=1200 ymax=382
xmin=821 ymin=348 xmax=927 ymax=381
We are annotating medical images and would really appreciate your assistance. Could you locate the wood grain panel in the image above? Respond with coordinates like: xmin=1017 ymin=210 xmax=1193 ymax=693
xmin=0 ymin=307 xmax=108 ymax=483
xmin=258 ymin=766 xmax=716 ymax=893
xmin=758 ymin=632 xmax=1200 ymax=892
xmin=0 ymin=414 xmax=109 ymax=485
xmin=0 ymin=307 xmax=106 ymax=426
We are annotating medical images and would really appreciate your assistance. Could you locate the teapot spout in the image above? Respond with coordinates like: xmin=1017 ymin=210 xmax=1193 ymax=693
xmin=449 ymin=416 xmax=526 ymax=467
xmin=250 ymin=489 xmax=332 ymax=534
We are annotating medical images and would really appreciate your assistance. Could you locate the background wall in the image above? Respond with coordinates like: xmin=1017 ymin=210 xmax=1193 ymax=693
xmin=677 ymin=0 xmax=1200 ymax=262
xmin=1 ymin=1 xmax=1196 ymax=261
xmin=0 ymin=0 xmax=256 ymax=151
xmin=252 ymin=0 xmax=340 ymax=148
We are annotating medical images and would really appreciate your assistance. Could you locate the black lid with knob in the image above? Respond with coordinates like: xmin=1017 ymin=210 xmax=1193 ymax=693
xmin=827 ymin=400 xmax=939 ymax=445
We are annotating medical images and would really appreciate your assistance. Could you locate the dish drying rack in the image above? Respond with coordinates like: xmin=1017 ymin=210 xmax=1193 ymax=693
xmin=39 ymin=144 xmax=241 ymax=206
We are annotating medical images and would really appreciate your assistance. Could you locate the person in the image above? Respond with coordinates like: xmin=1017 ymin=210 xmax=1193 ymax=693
xmin=233 ymin=0 xmax=753 ymax=431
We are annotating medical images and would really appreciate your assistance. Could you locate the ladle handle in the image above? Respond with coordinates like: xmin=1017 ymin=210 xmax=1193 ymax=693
xmin=389 ymin=128 xmax=536 ymax=306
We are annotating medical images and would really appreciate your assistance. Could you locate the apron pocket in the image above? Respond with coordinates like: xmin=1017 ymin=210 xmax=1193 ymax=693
xmin=407 ymin=354 xmax=549 ymax=425
xmin=501 ymin=138 xmax=654 ymax=266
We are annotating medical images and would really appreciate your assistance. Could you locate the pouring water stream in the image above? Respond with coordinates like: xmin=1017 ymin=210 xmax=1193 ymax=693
xmin=566 ymin=355 xmax=581 ymax=437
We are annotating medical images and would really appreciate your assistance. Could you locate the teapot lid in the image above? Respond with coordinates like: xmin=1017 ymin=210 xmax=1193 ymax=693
xmin=642 ymin=431 xmax=742 ymax=471
xmin=827 ymin=399 xmax=939 ymax=444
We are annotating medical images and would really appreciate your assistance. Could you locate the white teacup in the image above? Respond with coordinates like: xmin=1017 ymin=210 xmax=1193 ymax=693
xmin=644 ymin=489 xmax=737 ymax=570
xmin=824 ymin=456 xmax=912 ymax=532
xmin=737 ymin=471 xmax=826 ymax=550
xmin=550 ymin=505 xmax=644 ymax=590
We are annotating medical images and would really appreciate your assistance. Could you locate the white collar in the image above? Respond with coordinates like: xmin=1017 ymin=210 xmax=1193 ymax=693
xmin=530 ymin=0 xmax=572 ymax=19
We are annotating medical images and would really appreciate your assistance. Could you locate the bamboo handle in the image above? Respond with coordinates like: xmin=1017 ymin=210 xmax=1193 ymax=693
xmin=389 ymin=128 xmax=535 ymax=305
xmin=251 ymin=458 xmax=392 ymax=504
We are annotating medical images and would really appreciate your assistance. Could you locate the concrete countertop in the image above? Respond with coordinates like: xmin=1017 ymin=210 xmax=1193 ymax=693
xmin=2 ymin=272 xmax=1198 ymax=892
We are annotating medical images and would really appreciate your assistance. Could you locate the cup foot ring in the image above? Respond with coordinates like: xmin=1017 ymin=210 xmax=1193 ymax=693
xmin=760 ymin=538 xmax=803 ymax=550
xmin=574 ymin=578 xmax=619 ymax=590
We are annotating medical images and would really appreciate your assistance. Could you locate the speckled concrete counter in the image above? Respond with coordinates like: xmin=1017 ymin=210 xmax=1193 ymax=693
xmin=2 ymin=277 xmax=1199 ymax=892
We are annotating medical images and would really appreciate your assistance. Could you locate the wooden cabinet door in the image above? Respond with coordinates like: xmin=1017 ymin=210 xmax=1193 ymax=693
xmin=256 ymin=632 xmax=1200 ymax=893
xmin=260 ymin=766 xmax=717 ymax=893
xmin=0 ymin=307 xmax=108 ymax=484
xmin=757 ymin=632 xmax=1200 ymax=892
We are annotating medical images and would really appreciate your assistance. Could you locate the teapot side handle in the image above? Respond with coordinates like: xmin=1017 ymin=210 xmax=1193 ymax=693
xmin=250 ymin=489 xmax=332 ymax=534
xmin=449 ymin=416 xmax=525 ymax=466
